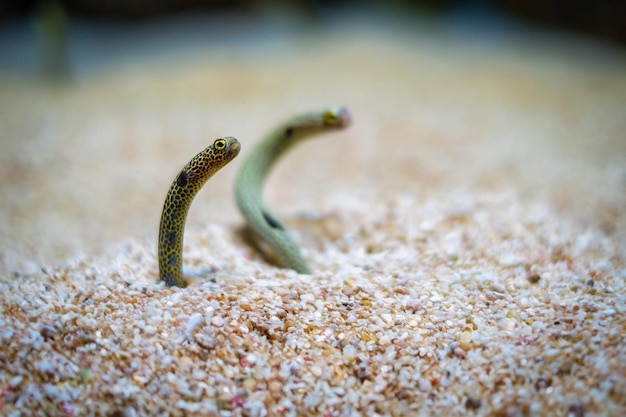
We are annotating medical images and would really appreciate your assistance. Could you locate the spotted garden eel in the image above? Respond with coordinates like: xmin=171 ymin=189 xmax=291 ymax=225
xmin=234 ymin=107 xmax=351 ymax=274
xmin=158 ymin=137 xmax=241 ymax=287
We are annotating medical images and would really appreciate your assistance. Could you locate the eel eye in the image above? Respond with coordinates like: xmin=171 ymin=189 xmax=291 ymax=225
xmin=213 ymin=139 xmax=227 ymax=150
xmin=323 ymin=110 xmax=339 ymax=125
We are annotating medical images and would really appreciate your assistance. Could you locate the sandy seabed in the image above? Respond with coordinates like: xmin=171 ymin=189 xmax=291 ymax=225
xmin=1 ymin=14 xmax=625 ymax=416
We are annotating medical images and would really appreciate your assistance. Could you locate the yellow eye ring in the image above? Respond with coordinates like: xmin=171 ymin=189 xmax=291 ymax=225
xmin=323 ymin=110 xmax=339 ymax=125
xmin=214 ymin=139 xmax=227 ymax=150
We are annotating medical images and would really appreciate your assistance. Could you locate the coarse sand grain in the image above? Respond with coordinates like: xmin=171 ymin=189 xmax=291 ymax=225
xmin=1 ymin=14 xmax=625 ymax=416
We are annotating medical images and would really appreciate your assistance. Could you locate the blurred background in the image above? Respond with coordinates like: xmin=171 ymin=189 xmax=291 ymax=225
xmin=0 ymin=0 xmax=625 ymax=273
xmin=1 ymin=0 xmax=625 ymax=79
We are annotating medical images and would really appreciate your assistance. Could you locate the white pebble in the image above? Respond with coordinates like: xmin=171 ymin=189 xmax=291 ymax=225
xmin=418 ymin=378 xmax=432 ymax=391
xmin=186 ymin=313 xmax=205 ymax=335
xmin=343 ymin=345 xmax=357 ymax=359
xmin=10 ymin=375 xmax=22 ymax=388
xmin=211 ymin=316 xmax=225 ymax=327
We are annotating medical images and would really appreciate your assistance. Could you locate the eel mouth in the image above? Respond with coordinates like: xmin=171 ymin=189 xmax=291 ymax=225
xmin=333 ymin=106 xmax=352 ymax=128
xmin=339 ymin=107 xmax=352 ymax=127
xmin=227 ymin=137 xmax=242 ymax=156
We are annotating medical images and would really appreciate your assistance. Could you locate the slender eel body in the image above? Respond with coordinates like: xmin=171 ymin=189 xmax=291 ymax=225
xmin=159 ymin=137 xmax=241 ymax=287
xmin=234 ymin=107 xmax=351 ymax=273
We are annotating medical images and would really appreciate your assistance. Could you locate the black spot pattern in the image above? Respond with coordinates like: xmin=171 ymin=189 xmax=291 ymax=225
xmin=165 ymin=231 xmax=177 ymax=245
xmin=158 ymin=137 xmax=240 ymax=287
xmin=176 ymin=171 xmax=189 ymax=187
xmin=262 ymin=211 xmax=285 ymax=230
xmin=234 ymin=107 xmax=351 ymax=275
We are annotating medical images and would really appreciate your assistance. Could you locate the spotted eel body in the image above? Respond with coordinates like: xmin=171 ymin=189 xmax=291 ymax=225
xmin=158 ymin=137 xmax=241 ymax=287
xmin=234 ymin=107 xmax=351 ymax=273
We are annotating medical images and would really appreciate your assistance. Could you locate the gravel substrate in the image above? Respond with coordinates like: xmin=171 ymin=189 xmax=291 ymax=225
xmin=2 ymin=191 xmax=625 ymax=416
xmin=1 ymin=11 xmax=626 ymax=417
